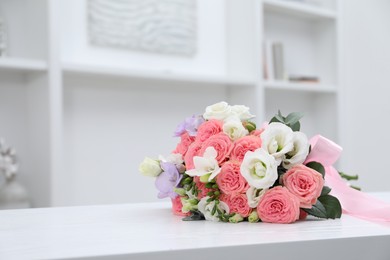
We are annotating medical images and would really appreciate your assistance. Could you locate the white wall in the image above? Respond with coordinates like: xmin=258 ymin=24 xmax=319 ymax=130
xmin=59 ymin=0 xmax=227 ymax=77
xmin=58 ymin=0 xmax=229 ymax=206
xmin=342 ymin=0 xmax=390 ymax=191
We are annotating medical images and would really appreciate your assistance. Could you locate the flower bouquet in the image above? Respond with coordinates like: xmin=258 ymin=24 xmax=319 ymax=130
xmin=139 ymin=102 xmax=344 ymax=224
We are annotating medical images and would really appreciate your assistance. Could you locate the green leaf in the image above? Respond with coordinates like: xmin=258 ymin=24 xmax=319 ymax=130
xmin=304 ymin=194 xmax=342 ymax=219
xmin=318 ymin=195 xmax=342 ymax=219
xmin=270 ymin=116 xmax=283 ymax=123
xmin=339 ymin=171 xmax=359 ymax=181
xmin=285 ymin=112 xmax=304 ymax=125
xmin=303 ymin=200 xmax=328 ymax=219
xmin=305 ymin=161 xmax=325 ymax=178
xmin=182 ymin=210 xmax=205 ymax=221
xmin=321 ymin=186 xmax=332 ymax=196
xmin=290 ymin=121 xmax=301 ymax=131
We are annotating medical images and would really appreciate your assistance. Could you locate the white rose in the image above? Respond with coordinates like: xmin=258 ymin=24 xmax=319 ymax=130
xmin=231 ymin=105 xmax=255 ymax=120
xmin=138 ymin=157 xmax=162 ymax=177
xmin=198 ymin=197 xmax=230 ymax=222
xmin=282 ymin=131 xmax=310 ymax=169
xmin=223 ymin=116 xmax=249 ymax=141
xmin=261 ymin=122 xmax=294 ymax=165
xmin=246 ymin=186 xmax=267 ymax=208
xmin=203 ymin=101 xmax=232 ymax=120
xmin=186 ymin=147 xmax=221 ymax=181
xmin=240 ymin=148 xmax=278 ymax=189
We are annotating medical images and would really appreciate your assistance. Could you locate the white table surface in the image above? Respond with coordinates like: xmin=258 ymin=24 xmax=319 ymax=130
xmin=0 ymin=192 xmax=390 ymax=260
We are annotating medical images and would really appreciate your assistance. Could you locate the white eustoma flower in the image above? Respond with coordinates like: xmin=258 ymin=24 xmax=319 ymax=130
xmin=240 ymin=148 xmax=278 ymax=189
xmin=231 ymin=105 xmax=255 ymax=120
xmin=246 ymin=186 xmax=267 ymax=208
xmin=203 ymin=101 xmax=232 ymax=121
xmin=186 ymin=147 xmax=221 ymax=181
xmin=261 ymin=122 xmax=294 ymax=165
xmin=138 ymin=157 xmax=163 ymax=177
xmin=223 ymin=116 xmax=249 ymax=141
xmin=282 ymin=131 xmax=310 ymax=169
xmin=198 ymin=196 xmax=230 ymax=222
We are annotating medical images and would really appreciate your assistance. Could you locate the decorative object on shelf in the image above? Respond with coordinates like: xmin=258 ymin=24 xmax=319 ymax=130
xmin=88 ymin=0 xmax=197 ymax=56
xmin=140 ymin=102 xmax=344 ymax=224
xmin=264 ymin=39 xmax=321 ymax=83
xmin=0 ymin=13 xmax=8 ymax=57
xmin=0 ymin=139 xmax=30 ymax=209
xmin=289 ymin=75 xmax=319 ymax=83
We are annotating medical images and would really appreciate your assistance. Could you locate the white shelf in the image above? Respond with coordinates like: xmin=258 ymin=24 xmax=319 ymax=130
xmin=62 ymin=63 xmax=256 ymax=86
xmin=0 ymin=57 xmax=47 ymax=72
xmin=263 ymin=0 xmax=337 ymax=20
xmin=264 ymin=80 xmax=337 ymax=93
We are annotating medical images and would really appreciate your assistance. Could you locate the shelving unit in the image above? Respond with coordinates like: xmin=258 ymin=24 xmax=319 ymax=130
xmin=62 ymin=62 xmax=256 ymax=86
xmin=0 ymin=0 xmax=343 ymax=207
xmin=263 ymin=0 xmax=337 ymax=20
xmin=261 ymin=0 xmax=340 ymax=140
xmin=264 ymin=80 xmax=337 ymax=93
xmin=0 ymin=57 xmax=47 ymax=72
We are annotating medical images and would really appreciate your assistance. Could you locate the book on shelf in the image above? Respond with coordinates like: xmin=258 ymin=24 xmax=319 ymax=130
xmin=263 ymin=40 xmax=285 ymax=81
xmin=272 ymin=42 xmax=284 ymax=81
xmin=263 ymin=40 xmax=274 ymax=80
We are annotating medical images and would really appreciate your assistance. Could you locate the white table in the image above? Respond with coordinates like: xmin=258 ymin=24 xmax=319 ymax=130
xmin=0 ymin=192 xmax=390 ymax=260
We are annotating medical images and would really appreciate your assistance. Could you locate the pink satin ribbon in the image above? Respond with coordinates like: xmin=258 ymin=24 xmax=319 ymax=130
xmin=305 ymin=135 xmax=390 ymax=222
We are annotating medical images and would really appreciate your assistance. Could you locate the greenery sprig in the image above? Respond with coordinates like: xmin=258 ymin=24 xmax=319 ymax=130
xmin=270 ymin=110 xmax=304 ymax=131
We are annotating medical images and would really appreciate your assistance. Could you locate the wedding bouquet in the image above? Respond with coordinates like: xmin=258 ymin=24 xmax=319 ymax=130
xmin=139 ymin=101 xmax=343 ymax=224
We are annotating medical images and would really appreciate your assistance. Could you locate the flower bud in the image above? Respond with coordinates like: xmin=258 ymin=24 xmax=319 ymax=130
xmin=244 ymin=121 xmax=257 ymax=133
xmin=248 ymin=211 xmax=259 ymax=223
xmin=173 ymin=188 xmax=186 ymax=196
xmin=200 ymin=173 xmax=211 ymax=183
xmin=181 ymin=197 xmax=198 ymax=213
xmin=139 ymin=157 xmax=162 ymax=177
xmin=229 ymin=213 xmax=244 ymax=223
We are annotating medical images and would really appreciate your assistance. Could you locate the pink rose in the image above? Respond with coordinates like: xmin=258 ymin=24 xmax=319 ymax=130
xmin=281 ymin=164 xmax=324 ymax=209
xmin=173 ymin=132 xmax=195 ymax=156
xmin=171 ymin=197 xmax=190 ymax=216
xmin=220 ymin=193 xmax=252 ymax=217
xmin=230 ymin=135 xmax=262 ymax=162
xmin=199 ymin=133 xmax=233 ymax=164
xmin=196 ymin=119 xmax=223 ymax=142
xmin=194 ymin=176 xmax=214 ymax=199
xmin=216 ymin=161 xmax=249 ymax=194
xmin=257 ymin=186 xmax=300 ymax=224
xmin=184 ymin=141 xmax=203 ymax=170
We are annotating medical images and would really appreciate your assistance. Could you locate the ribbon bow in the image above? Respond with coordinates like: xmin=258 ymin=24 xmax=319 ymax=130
xmin=305 ymin=135 xmax=390 ymax=222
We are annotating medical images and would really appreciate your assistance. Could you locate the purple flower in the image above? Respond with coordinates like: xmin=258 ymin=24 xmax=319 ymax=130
xmin=155 ymin=162 xmax=182 ymax=199
xmin=174 ymin=115 xmax=205 ymax=137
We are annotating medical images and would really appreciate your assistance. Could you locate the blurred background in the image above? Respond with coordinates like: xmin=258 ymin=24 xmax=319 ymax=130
xmin=0 ymin=0 xmax=389 ymax=208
